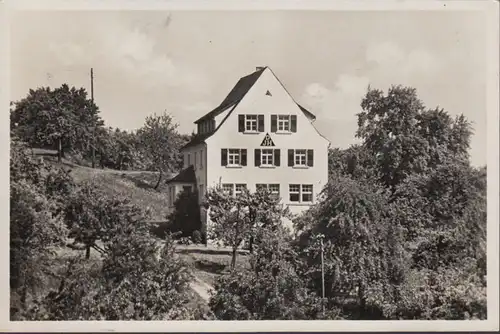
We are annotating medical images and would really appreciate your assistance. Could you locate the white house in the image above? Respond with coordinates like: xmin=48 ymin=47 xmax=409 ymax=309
xmin=166 ymin=66 xmax=330 ymax=238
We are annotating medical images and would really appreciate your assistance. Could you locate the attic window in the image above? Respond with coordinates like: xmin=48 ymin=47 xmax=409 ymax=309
xmin=266 ymin=90 xmax=272 ymax=96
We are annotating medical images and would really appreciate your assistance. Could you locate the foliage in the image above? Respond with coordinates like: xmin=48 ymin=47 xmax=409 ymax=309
xmin=328 ymin=145 xmax=379 ymax=182
xmin=192 ymin=230 xmax=203 ymax=244
xmin=356 ymin=85 xmax=472 ymax=189
xmin=209 ymin=225 xmax=340 ymax=320
xmin=64 ymin=181 xmax=150 ymax=258
xmin=166 ymin=189 xmax=201 ymax=239
xmin=11 ymin=84 xmax=103 ymax=162
xmin=26 ymin=233 xmax=199 ymax=320
xmin=204 ymin=186 xmax=290 ymax=269
xmin=10 ymin=139 xmax=69 ymax=317
xmin=136 ymin=112 xmax=185 ymax=188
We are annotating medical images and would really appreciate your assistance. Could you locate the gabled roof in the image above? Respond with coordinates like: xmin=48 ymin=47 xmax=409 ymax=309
xmin=165 ymin=165 xmax=196 ymax=184
xmin=182 ymin=66 xmax=318 ymax=151
xmin=194 ymin=67 xmax=266 ymax=124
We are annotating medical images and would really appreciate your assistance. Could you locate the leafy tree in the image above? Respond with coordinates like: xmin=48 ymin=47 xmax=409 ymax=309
xmin=204 ymin=186 xmax=290 ymax=269
xmin=28 ymin=231 xmax=201 ymax=320
xmin=328 ymin=144 xmax=379 ymax=182
xmin=64 ymin=181 xmax=149 ymax=259
xmin=295 ymin=174 xmax=407 ymax=319
xmin=10 ymin=139 xmax=69 ymax=317
xmin=137 ymin=112 xmax=184 ymax=189
xmin=11 ymin=84 xmax=103 ymax=163
xmin=356 ymin=85 xmax=472 ymax=189
xmin=209 ymin=225 xmax=339 ymax=320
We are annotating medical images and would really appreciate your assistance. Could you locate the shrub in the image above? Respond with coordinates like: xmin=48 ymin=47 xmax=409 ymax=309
xmin=192 ymin=230 xmax=202 ymax=244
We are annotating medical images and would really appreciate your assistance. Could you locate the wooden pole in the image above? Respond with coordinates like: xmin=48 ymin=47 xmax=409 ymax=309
xmin=90 ymin=68 xmax=96 ymax=168
xmin=320 ymin=235 xmax=325 ymax=315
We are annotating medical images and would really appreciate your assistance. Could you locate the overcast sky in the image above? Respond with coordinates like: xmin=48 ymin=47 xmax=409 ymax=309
xmin=10 ymin=9 xmax=488 ymax=166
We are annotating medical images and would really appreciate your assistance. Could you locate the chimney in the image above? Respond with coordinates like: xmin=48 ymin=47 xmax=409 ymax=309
xmin=256 ymin=66 xmax=265 ymax=72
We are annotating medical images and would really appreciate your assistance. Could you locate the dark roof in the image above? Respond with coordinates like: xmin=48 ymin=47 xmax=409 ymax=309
xmin=182 ymin=67 xmax=317 ymax=150
xmin=297 ymin=104 xmax=316 ymax=120
xmin=180 ymin=131 xmax=214 ymax=150
xmin=194 ymin=67 xmax=266 ymax=124
xmin=165 ymin=165 xmax=196 ymax=184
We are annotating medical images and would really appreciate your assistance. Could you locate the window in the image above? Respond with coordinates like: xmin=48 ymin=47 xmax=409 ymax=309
xmin=221 ymin=149 xmax=247 ymax=167
xmin=289 ymin=184 xmax=313 ymax=203
xmin=228 ymin=149 xmax=240 ymax=165
xmin=222 ymin=183 xmax=233 ymax=195
xmin=261 ymin=149 xmax=274 ymax=166
xmin=188 ymin=153 xmax=191 ymax=166
xmin=289 ymin=184 xmax=300 ymax=202
xmin=194 ymin=152 xmax=198 ymax=169
xmin=278 ymin=115 xmax=290 ymax=132
xmin=295 ymin=149 xmax=307 ymax=166
xmin=288 ymin=149 xmax=314 ymax=167
xmin=257 ymin=184 xmax=280 ymax=199
xmin=302 ymin=185 xmax=313 ymax=202
xmin=271 ymin=115 xmax=297 ymax=133
xmin=255 ymin=148 xmax=280 ymax=167
xmin=239 ymin=115 xmax=264 ymax=132
xmin=235 ymin=184 xmax=247 ymax=196
xmin=200 ymin=150 xmax=203 ymax=168
xmin=245 ymin=115 xmax=258 ymax=132
xmin=183 ymin=186 xmax=192 ymax=193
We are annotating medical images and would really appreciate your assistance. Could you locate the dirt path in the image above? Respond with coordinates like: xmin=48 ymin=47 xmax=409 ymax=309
xmin=189 ymin=276 xmax=213 ymax=302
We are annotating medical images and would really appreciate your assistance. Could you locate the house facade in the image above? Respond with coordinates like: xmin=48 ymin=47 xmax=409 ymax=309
xmin=166 ymin=66 xmax=330 ymax=238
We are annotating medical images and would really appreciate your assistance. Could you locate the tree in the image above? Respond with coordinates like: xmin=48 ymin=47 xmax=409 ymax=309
xmin=209 ymin=225 xmax=339 ymax=320
xmin=10 ymin=139 xmax=69 ymax=317
xmin=204 ymin=186 xmax=290 ymax=269
xmin=64 ymin=181 xmax=149 ymax=259
xmin=294 ymin=174 xmax=407 ymax=319
xmin=356 ymin=85 xmax=472 ymax=189
xmin=11 ymin=84 xmax=103 ymax=163
xmin=28 ymin=230 xmax=201 ymax=320
xmin=137 ymin=112 xmax=184 ymax=189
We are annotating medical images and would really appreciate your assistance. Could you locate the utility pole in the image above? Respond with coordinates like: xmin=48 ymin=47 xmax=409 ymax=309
xmin=318 ymin=233 xmax=325 ymax=316
xmin=90 ymin=68 xmax=96 ymax=168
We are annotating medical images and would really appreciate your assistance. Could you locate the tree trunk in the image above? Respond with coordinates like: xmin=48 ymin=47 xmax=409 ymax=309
xmin=85 ymin=245 xmax=91 ymax=259
xmin=231 ymin=247 xmax=237 ymax=270
xmin=57 ymin=137 xmax=62 ymax=163
xmin=249 ymin=236 xmax=254 ymax=254
xmin=154 ymin=170 xmax=163 ymax=190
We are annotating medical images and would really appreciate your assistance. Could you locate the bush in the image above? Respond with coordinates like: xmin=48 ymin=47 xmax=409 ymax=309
xmin=167 ymin=189 xmax=201 ymax=238
xmin=192 ymin=230 xmax=202 ymax=244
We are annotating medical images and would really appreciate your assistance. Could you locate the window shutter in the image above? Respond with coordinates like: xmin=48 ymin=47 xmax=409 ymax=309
xmin=288 ymin=149 xmax=294 ymax=167
xmin=271 ymin=115 xmax=277 ymax=132
xmin=291 ymin=115 xmax=297 ymax=132
xmin=221 ymin=149 xmax=228 ymax=166
xmin=255 ymin=149 xmax=261 ymax=167
xmin=258 ymin=115 xmax=264 ymax=132
xmin=307 ymin=149 xmax=314 ymax=167
xmin=238 ymin=115 xmax=245 ymax=132
xmin=274 ymin=149 xmax=280 ymax=166
xmin=241 ymin=149 xmax=247 ymax=166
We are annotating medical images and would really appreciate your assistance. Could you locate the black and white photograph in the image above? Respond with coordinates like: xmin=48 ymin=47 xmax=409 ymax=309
xmin=2 ymin=0 xmax=499 ymax=331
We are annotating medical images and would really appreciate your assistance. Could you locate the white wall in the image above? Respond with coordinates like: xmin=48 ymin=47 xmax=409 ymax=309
xmin=205 ymin=68 xmax=329 ymax=217
xmin=182 ymin=143 xmax=207 ymax=203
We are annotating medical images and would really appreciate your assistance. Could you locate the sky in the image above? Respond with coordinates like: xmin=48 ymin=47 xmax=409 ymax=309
xmin=10 ymin=9 xmax=489 ymax=166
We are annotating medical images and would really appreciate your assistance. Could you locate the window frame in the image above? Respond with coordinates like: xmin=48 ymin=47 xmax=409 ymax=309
xmin=294 ymin=149 xmax=307 ymax=166
xmin=222 ymin=183 xmax=234 ymax=196
xmin=261 ymin=149 xmax=274 ymax=166
xmin=277 ymin=115 xmax=290 ymax=132
xmin=245 ymin=114 xmax=258 ymax=132
xmin=289 ymin=184 xmax=313 ymax=203
xmin=235 ymin=183 xmax=247 ymax=196
xmin=228 ymin=149 xmax=241 ymax=166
